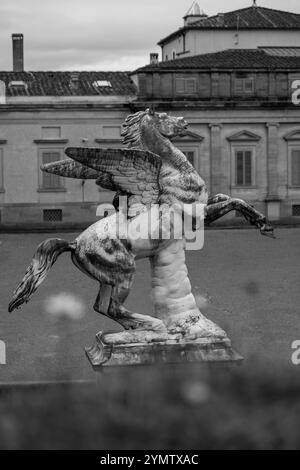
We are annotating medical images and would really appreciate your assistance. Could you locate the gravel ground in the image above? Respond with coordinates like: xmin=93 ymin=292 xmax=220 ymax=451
xmin=0 ymin=227 xmax=299 ymax=382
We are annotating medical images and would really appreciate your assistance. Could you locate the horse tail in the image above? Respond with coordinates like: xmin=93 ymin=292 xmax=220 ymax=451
xmin=8 ymin=239 xmax=76 ymax=313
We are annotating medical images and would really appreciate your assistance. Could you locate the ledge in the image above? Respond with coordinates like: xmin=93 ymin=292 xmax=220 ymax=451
xmin=37 ymin=188 xmax=67 ymax=193
xmin=95 ymin=138 xmax=122 ymax=144
xmin=34 ymin=139 xmax=69 ymax=145
xmin=231 ymin=186 xmax=258 ymax=190
xmin=265 ymin=196 xmax=282 ymax=202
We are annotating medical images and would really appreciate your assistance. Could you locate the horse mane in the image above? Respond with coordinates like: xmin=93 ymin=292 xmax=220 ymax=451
xmin=121 ymin=110 xmax=148 ymax=148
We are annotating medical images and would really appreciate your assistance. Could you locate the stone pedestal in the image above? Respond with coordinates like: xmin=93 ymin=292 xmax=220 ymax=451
xmin=85 ymin=332 xmax=243 ymax=368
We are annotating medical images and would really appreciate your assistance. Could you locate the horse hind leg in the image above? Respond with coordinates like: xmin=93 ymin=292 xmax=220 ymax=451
xmin=99 ymin=279 xmax=168 ymax=345
xmin=93 ymin=283 xmax=113 ymax=316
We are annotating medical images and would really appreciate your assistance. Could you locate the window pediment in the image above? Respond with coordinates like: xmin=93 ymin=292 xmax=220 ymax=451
xmin=227 ymin=131 xmax=261 ymax=142
xmin=173 ymin=131 xmax=203 ymax=142
xmin=284 ymin=130 xmax=300 ymax=141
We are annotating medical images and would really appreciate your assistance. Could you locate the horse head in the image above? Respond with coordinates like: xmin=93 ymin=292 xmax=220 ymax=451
xmin=121 ymin=108 xmax=192 ymax=148
xmin=146 ymin=108 xmax=189 ymax=139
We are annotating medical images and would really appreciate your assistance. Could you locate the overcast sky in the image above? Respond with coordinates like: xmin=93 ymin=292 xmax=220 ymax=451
xmin=0 ymin=0 xmax=299 ymax=71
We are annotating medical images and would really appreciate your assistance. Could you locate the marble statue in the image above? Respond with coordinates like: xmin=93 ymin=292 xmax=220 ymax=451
xmin=8 ymin=108 xmax=274 ymax=366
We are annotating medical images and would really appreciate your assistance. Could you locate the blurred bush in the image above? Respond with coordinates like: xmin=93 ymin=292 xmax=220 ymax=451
xmin=0 ymin=363 xmax=299 ymax=450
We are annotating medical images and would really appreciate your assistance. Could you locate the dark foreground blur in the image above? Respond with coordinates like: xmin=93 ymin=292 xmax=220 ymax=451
xmin=0 ymin=364 xmax=299 ymax=450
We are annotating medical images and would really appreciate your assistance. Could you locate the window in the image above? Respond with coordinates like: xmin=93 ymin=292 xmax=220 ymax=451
xmin=235 ymin=150 xmax=253 ymax=186
xmin=43 ymin=209 xmax=63 ymax=222
xmin=40 ymin=150 xmax=63 ymax=190
xmin=8 ymin=81 xmax=28 ymax=92
xmin=291 ymin=150 xmax=300 ymax=186
xmin=183 ymin=151 xmax=195 ymax=166
xmin=175 ymin=77 xmax=197 ymax=95
xmin=0 ymin=149 xmax=3 ymax=191
xmin=234 ymin=76 xmax=254 ymax=95
xmin=93 ymin=80 xmax=112 ymax=88
xmin=292 ymin=205 xmax=300 ymax=216
xmin=172 ymin=51 xmax=176 ymax=60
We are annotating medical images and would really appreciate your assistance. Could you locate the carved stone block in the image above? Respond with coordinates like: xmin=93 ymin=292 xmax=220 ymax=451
xmin=86 ymin=332 xmax=243 ymax=367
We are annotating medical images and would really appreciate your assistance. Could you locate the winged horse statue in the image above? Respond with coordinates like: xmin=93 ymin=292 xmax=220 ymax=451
xmin=8 ymin=108 xmax=274 ymax=365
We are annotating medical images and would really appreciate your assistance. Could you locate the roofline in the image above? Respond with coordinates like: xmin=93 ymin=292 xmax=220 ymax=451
xmin=158 ymin=4 xmax=300 ymax=46
xmin=158 ymin=25 xmax=300 ymax=46
xmin=0 ymin=70 xmax=133 ymax=74
xmin=0 ymin=102 xmax=136 ymax=112
xmin=132 ymin=66 xmax=300 ymax=74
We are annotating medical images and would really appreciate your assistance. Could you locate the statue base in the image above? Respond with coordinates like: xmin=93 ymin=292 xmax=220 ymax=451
xmin=85 ymin=332 xmax=243 ymax=367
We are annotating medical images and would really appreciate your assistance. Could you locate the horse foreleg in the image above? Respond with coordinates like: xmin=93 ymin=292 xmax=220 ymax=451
xmin=207 ymin=194 xmax=230 ymax=205
xmin=205 ymin=197 xmax=275 ymax=238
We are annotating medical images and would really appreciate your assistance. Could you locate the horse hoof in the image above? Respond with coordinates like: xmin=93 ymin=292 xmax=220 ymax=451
xmin=260 ymin=225 xmax=276 ymax=239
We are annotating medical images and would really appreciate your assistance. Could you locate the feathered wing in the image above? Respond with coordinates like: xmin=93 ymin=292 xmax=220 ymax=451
xmin=41 ymin=159 xmax=116 ymax=191
xmin=41 ymin=159 xmax=99 ymax=180
xmin=43 ymin=147 xmax=162 ymax=206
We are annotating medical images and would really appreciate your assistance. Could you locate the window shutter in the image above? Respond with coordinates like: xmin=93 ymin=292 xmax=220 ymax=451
xmin=42 ymin=152 xmax=61 ymax=189
xmin=185 ymin=79 xmax=196 ymax=94
xmin=184 ymin=151 xmax=195 ymax=166
xmin=236 ymin=151 xmax=244 ymax=185
xmin=244 ymin=78 xmax=254 ymax=93
xmin=235 ymin=77 xmax=254 ymax=94
xmin=235 ymin=150 xmax=253 ymax=186
xmin=235 ymin=79 xmax=244 ymax=94
xmin=0 ymin=149 xmax=3 ymax=189
xmin=291 ymin=150 xmax=300 ymax=186
xmin=244 ymin=151 xmax=252 ymax=185
xmin=175 ymin=78 xmax=185 ymax=94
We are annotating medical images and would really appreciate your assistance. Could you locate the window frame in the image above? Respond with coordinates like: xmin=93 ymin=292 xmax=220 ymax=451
xmin=231 ymin=144 xmax=256 ymax=188
xmin=0 ymin=148 xmax=4 ymax=192
xmin=178 ymin=146 xmax=199 ymax=172
xmin=175 ymin=77 xmax=197 ymax=95
xmin=288 ymin=144 xmax=300 ymax=188
xmin=38 ymin=147 xmax=66 ymax=192
xmin=234 ymin=76 xmax=255 ymax=96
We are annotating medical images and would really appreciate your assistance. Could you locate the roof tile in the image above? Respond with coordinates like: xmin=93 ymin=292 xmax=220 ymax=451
xmin=0 ymin=71 xmax=137 ymax=97
xmin=158 ymin=6 xmax=300 ymax=45
xmin=135 ymin=49 xmax=300 ymax=72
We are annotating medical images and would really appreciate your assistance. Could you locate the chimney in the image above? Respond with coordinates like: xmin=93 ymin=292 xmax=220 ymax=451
xmin=150 ymin=53 xmax=159 ymax=65
xmin=12 ymin=34 xmax=24 ymax=72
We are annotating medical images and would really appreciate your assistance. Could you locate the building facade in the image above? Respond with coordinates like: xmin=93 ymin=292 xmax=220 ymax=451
xmin=0 ymin=70 xmax=136 ymax=229
xmin=1 ymin=4 xmax=300 ymax=229
xmin=132 ymin=46 xmax=300 ymax=224
xmin=159 ymin=3 xmax=300 ymax=61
